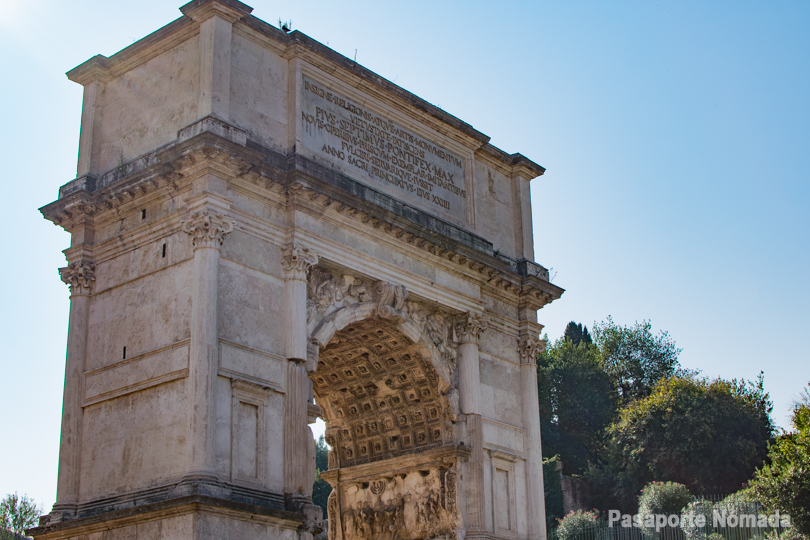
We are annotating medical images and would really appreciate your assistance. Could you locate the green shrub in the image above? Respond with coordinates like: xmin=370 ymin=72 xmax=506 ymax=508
xmin=637 ymin=481 xmax=692 ymax=535
xmin=681 ymin=499 xmax=715 ymax=540
xmin=750 ymin=393 xmax=810 ymax=537
xmin=556 ymin=510 xmax=603 ymax=540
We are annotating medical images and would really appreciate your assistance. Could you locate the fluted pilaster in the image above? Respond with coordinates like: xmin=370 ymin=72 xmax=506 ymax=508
xmin=519 ymin=334 xmax=548 ymax=540
xmin=52 ymin=258 xmax=96 ymax=518
xmin=454 ymin=311 xmax=488 ymax=534
xmin=182 ymin=204 xmax=233 ymax=481
xmin=281 ymin=242 xmax=318 ymax=501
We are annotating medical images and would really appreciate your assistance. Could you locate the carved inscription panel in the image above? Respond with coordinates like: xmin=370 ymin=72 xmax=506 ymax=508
xmin=301 ymin=76 xmax=468 ymax=221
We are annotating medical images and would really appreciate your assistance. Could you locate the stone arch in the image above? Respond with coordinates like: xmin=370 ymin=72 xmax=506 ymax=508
xmin=310 ymin=315 xmax=464 ymax=540
xmin=305 ymin=269 xmax=467 ymax=539
xmin=310 ymin=302 xmax=452 ymax=394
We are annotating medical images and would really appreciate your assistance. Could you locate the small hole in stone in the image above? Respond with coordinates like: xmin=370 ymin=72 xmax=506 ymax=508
xmin=141 ymin=209 xmax=146 ymax=219
xmin=123 ymin=346 xmax=127 ymax=359
xmin=162 ymin=243 xmax=167 ymax=258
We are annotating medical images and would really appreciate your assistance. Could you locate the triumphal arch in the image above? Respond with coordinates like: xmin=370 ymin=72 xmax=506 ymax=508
xmin=34 ymin=1 xmax=563 ymax=539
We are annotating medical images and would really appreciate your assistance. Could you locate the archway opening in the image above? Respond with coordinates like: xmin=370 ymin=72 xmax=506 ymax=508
xmin=310 ymin=318 xmax=462 ymax=540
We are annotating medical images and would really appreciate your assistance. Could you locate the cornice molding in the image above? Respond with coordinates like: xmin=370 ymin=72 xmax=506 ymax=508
xmin=66 ymin=18 xmax=198 ymax=86
xmin=41 ymin=129 xmax=563 ymax=308
xmin=179 ymin=0 xmax=253 ymax=23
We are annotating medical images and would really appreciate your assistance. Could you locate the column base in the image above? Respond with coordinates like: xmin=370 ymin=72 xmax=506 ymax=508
xmin=43 ymin=504 xmax=77 ymax=526
xmin=284 ymin=494 xmax=324 ymax=534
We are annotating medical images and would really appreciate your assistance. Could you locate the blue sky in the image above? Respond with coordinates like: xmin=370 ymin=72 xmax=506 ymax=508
xmin=1 ymin=0 xmax=808 ymax=512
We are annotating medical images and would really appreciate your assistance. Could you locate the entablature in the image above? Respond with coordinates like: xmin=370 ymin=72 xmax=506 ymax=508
xmin=42 ymin=125 xmax=563 ymax=311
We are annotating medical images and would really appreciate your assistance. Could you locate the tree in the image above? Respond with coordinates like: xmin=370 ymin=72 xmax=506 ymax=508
xmin=590 ymin=375 xmax=774 ymax=512
xmin=0 ymin=493 xmax=41 ymax=538
xmin=564 ymin=321 xmax=592 ymax=347
xmin=593 ymin=317 xmax=685 ymax=405
xmin=312 ymin=435 xmax=332 ymax=516
xmin=750 ymin=382 xmax=810 ymax=537
xmin=543 ymin=456 xmax=565 ymax=531
xmin=538 ymin=335 xmax=617 ymax=474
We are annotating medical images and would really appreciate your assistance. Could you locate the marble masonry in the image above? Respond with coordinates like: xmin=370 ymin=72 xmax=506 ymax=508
xmin=34 ymin=1 xmax=564 ymax=539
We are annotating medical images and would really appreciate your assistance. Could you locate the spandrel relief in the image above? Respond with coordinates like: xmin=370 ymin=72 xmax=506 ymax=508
xmin=307 ymin=267 xmax=458 ymax=371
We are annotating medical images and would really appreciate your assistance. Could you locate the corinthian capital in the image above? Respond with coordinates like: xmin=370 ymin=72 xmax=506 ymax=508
xmin=454 ymin=311 xmax=488 ymax=345
xmin=517 ymin=336 xmax=546 ymax=364
xmin=181 ymin=208 xmax=234 ymax=248
xmin=59 ymin=260 xmax=96 ymax=296
xmin=281 ymin=242 xmax=318 ymax=279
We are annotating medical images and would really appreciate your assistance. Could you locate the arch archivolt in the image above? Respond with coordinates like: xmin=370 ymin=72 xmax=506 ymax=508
xmin=306 ymin=267 xmax=459 ymax=388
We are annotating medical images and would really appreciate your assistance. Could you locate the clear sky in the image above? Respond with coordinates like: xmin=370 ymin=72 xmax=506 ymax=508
xmin=1 ymin=0 xmax=808 ymax=513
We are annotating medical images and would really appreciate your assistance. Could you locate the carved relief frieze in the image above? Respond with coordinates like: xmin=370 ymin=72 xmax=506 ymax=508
xmin=59 ymin=260 xmax=96 ymax=296
xmin=181 ymin=208 xmax=234 ymax=248
xmin=338 ymin=465 xmax=460 ymax=540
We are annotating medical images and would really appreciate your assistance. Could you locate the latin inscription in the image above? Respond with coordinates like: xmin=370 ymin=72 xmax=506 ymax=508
xmin=301 ymin=77 xmax=467 ymax=220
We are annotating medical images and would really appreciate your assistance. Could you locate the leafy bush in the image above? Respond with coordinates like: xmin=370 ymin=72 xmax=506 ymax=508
xmin=637 ymin=481 xmax=692 ymax=535
xmin=556 ymin=510 xmax=603 ymax=540
xmin=681 ymin=499 xmax=715 ymax=540
xmin=750 ymin=386 xmax=810 ymax=537
xmin=681 ymin=491 xmax=798 ymax=540
xmin=638 ymin=481 xmax=692 ymax=516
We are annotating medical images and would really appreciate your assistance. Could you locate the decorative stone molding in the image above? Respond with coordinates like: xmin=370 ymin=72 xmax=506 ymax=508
xmin=59 ymin=260 xmax=96 ymax=296
xmin=181 ymin=208 xmax=234 ymax=248
xmin=41 ymin=141 xmax=563 ymax=310
xmin=307 ymin=269 xmax=369 ymax=323
xmin=306 ymin=267 xmax=459 ymax=370
xmin=517 ymin=336 xmax=546 ymax=364
xmin=408 ymin=304 xmax=457 ymax=371
xmin=306 ymin=337 xmax=321 ymax=374
xmin=281 ymin=242 xmax=318 ymax=280
xmin=374 ymin=281 xmax=409 ymax=323
xmin=454 ymin=311 xmax=488 ymax=345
